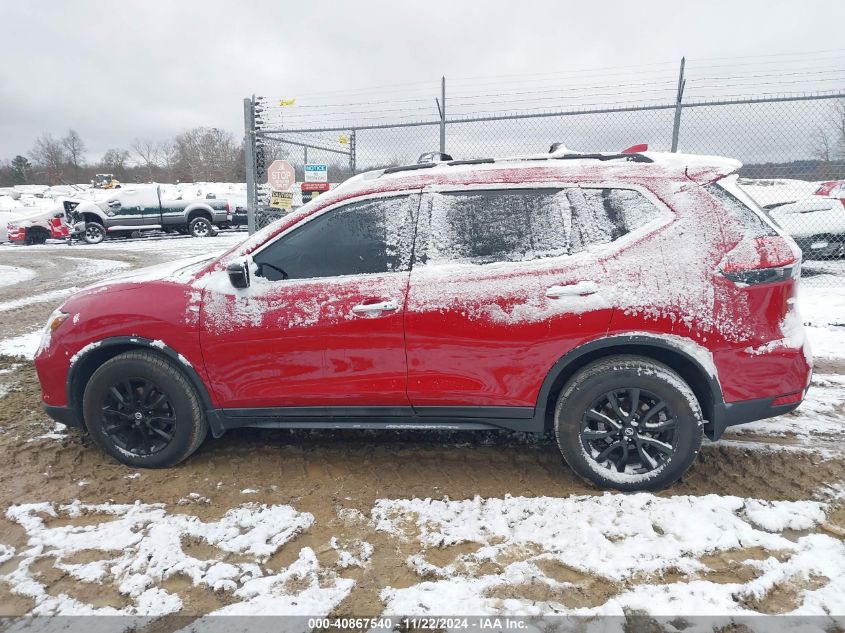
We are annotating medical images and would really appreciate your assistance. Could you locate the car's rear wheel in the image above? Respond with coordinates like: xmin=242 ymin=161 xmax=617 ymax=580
xmin=188 ymin=217 xmax=214 ymax=238
xmin=25 ymin=228 xmax=48 ymax=245
xmin=554 ymin=355 xmax=703 ymax=492
xmin=82 ymin=350 xmax=207 ymax=468
xmin=83 ymin=222 xmax=106 ymax=244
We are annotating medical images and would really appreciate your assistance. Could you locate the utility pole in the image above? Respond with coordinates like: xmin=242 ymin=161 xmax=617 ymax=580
xmin=671 ymin=57 xmax=686 ymax=153
xmin=242 ymin=96 xmax=258 ymax=234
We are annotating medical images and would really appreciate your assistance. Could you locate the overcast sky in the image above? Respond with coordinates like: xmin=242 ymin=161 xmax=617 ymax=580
xmin=1 ymin=0 xmax=844 ymax=163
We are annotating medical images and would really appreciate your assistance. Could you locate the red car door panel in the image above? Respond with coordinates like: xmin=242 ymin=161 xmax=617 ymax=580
xmin=200 ymin=193 xmax=419 ymax=409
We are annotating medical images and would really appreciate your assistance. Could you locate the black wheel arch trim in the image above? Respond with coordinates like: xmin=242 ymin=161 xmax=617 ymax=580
xmin=532 ymin=334 xmax=726 ymax=438
xmin=66 ymin=336 xmax=225 ymax=438
xmin=63 ymin=334 xmax=763 ymax=442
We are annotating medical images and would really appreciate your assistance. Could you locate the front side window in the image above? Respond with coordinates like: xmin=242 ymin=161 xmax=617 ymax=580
xmin=253 ymin=194 xmax=418 ymax=281
xmin=571 ymin=188 xmax=664 ymax=253
xmin=423 ymin=188 xmax=573 ymax=266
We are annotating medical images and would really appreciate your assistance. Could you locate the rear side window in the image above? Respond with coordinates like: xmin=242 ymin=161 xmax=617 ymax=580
xmin=425 ymin=189 xmax=573 ymax=265
xmin=571 ymin=188 xmax=664 ymax=253
xmin=706 ymin=181 xmax=778 ymax=237
xmin=253 ymin=195 xmax=417 ymax=281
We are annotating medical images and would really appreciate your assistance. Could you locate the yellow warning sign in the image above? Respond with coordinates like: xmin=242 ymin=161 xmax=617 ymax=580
xmin=269 ymin=191 xmax=294 ymax=209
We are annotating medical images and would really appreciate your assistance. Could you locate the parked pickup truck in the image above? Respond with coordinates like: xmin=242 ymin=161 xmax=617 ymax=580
xmin=70 ymin=186 xmax=232 ymax=244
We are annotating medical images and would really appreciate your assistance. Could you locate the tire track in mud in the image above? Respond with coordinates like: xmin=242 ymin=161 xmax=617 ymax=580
xmin=0 ymin=359 xmax=844 ymax=616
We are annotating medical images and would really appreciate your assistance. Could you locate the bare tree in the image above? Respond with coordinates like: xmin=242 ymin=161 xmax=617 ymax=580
xmin=62 ymin=129 xmax=87 ymax=183
xmin=811 ymin=127 xmax=833 ymax=162
xmin=131 ymin=138 xmax=162 ymax=181
xmin=30 ymin=133 xmax=67 ymax=184
xmin=100 ymin=148 xmax=131 ymax=175
xmin=173 ymin=127 xmax=240 ymax=181
xmin=833 ymin=100 xmax=845 ymax=157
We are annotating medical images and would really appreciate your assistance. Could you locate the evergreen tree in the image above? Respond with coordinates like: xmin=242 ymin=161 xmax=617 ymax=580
xmin=10 ymin=155 xmax=31 ymax=184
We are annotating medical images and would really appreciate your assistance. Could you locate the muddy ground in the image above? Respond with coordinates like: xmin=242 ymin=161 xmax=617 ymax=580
xmin=0 ymin=239 xmax=844 ymax=619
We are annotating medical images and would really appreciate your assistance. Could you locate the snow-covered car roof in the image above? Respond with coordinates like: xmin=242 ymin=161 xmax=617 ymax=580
xmin=357 ymin=150 xmax=741 ymax=192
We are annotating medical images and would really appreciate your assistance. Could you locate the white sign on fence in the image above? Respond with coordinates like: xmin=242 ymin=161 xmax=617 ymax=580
xmin=304 ymin=164 xmax=328 ymax=182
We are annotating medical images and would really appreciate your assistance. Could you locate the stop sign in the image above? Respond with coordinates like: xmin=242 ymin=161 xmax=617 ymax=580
xmin=267 ymin=160 xmax=295 ymax=191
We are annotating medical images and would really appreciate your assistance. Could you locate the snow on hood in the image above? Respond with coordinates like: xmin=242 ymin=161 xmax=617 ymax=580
xmin=83 ymin=254 xmax=215 ymax=293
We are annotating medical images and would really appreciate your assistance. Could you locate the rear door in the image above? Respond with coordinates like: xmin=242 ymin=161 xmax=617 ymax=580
xmin=404 ymin=185 xmax=615 ymax=417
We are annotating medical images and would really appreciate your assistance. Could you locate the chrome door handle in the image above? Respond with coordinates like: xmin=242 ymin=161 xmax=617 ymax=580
xmin=545 ymin=281 xmax=599 ymax=298
xmin=351 ymin=299 xmax=399 ymax=315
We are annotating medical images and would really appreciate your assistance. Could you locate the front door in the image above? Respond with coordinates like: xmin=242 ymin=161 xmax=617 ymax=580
xmin=199 ymin=192 xmax=420 ymax=410
xmin=404 ymin=185 xmax=616 ymax=416
xmin=108 ymin=188 xmax=161 ymax=228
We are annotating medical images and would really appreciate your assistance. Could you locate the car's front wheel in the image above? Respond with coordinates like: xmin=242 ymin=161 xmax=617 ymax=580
xmin=554 ymin=355 xmax=703 ymax=491
xmin=83 ymin=222 xmax=106 ymax=244
xmin=82 ymin=350 xmax=208 ymax=468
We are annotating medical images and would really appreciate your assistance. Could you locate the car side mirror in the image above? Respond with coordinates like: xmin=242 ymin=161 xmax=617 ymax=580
xmin=107 ymin=200 xmax=121 ymax=208
xmin=227 ymin=261 xmax=250 ymax=289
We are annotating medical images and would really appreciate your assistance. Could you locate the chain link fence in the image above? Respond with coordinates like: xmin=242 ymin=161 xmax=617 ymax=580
xmin=244 ymin=90 xmax=845 ymax=286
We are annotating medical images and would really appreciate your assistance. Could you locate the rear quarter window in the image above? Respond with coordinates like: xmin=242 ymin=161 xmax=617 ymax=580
xmin=706 ymin=179 xmax=778 ymax=238
xmin=571 ymin=188 xmax=665 ymax=253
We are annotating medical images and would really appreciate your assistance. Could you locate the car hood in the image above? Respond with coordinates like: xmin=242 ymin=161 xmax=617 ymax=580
xmin=4 ymin=207 xmax=58 ymax=225
xmin=76 ymin=254 xmax=215 ymax=297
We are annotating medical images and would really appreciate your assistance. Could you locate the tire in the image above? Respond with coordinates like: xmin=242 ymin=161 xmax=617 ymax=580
xmin=188 ymin=216 xmax=213 ymax=238
xmin=25 ymin=229 xmax=48 ymax=245
xmin=554 ymin=355 xmax=703 ymax=492
xmin=83 ymin=222 xmax=106 ymax=245
xmin=82 ymin=350 xmax=208 ymax=468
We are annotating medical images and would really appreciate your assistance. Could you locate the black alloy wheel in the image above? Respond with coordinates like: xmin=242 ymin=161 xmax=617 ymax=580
xmin=580 ymin=388 xmax=677 ymax=475
xmin=100 ymin=378 xmax=176 ymax=456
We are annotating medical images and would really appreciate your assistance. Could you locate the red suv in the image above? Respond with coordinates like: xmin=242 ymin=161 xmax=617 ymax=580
xmin=34 ymin=149 xmax=812 ymax=491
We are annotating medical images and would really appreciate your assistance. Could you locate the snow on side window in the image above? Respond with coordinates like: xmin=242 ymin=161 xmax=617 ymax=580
xmin=572 ymin=188 xmax=662 ymax=253
xmin=253 ymin=195 xmax=417 ymax=281
xmin=425 ymin=189 xmax=572 ymax=266
xmin=706 ymin=181 xmax=778 ymax=238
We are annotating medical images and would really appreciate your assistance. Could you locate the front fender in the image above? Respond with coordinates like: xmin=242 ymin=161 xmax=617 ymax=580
xmin=66 ymin=336 xmax=225 ymax=438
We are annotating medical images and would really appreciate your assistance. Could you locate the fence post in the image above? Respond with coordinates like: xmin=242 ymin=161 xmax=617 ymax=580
xmin=349 ymin=129 xmax=357 ymax=175
xmin=243 ymin=96 xmax=258 ymax=234
xmin=670 ymin=57 xmax=686 ymax=152
xmin=440 ymin=76 xmax=446 ymax=154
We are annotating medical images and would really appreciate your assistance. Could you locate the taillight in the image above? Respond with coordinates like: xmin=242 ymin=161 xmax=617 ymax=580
xmin=720 ymin=236 xmax=800 ymax=286
xmin=722 ymin=264 xmax=799 ymax=286
xmin=226 ymin=201 xmax=231 ymax=213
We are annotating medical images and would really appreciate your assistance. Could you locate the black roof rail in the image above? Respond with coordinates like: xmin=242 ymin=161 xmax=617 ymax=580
xmin=447 ymin=158 xmax=495 ymax=166
xmin=378 ymin=152 xmax=652 ymax=178
xmin=383 ymin=162 xmax=437 ymax=175
xmin=553 ymin=152 xmax=653 ymax=163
